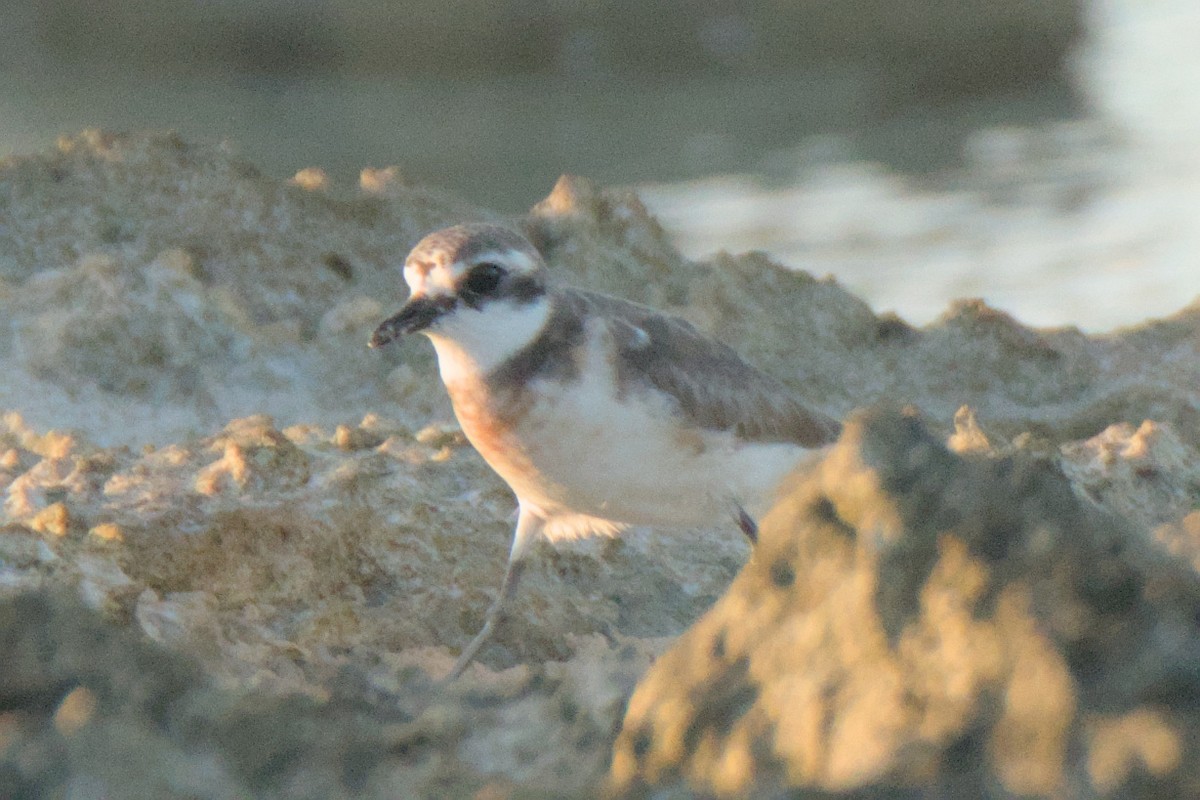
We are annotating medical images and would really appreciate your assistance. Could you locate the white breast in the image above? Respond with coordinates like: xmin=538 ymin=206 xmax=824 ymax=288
xmin=481 ymin=322 xmax=810 ymax=538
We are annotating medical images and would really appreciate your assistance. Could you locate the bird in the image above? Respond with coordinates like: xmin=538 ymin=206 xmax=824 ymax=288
xmin=369 ymin=223 xmax=841 ymax=679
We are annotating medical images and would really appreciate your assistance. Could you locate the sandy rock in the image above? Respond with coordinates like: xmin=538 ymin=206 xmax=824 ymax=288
xmin=290 ymin=167 xmax=329 ymax=192
xmin=0 ymin=591 xmax=640 ymax=798
xmin=610 ymin=408 xmax=1200 ymax=798
xmin=1154 ymin=510 xmax=1200 ymax=576
xmin=0 ymin=405 xmax=743 ymax=794
xmin=75 ymin=555 xmax=139 ymax=613
xmin=192 ymin=416 xmax=312 ymax=497
xmin=29 ymin=502 xmax=73 ymax=537
xmin=0 ymin=131 xmax=485 ymax=444
xmin=1060 ymin=419 xmax=1200 ymax=530
xmin=1 ymin=132 xmax=1199 ymax=797
xmin=0 ymin=528 xmax=47 ymax=567
xmin=87 ymin=522 xmax=124 ymax=542
xmin=2 ymin=133 xmax=1200 ymax=462
xmin=331 ymin=423 xmax=385 ymax=452
xmin=947 ymin=404 xmax=994 ymax=454
xmin=3 ymin=132 xmax=1200 ymax=457
xmin=0 ymin=398 xmax=742 ymax=689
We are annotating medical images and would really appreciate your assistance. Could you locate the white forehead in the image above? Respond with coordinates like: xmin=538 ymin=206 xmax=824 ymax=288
xmin=401 ymin=225 xmax=542 ymax=296
xmin=403 ymin=260 xmax=455 ymax=296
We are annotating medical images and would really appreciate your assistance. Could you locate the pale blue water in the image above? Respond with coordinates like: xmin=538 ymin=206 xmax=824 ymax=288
xmin=642 ymin=0 xmax=1200 ymax=332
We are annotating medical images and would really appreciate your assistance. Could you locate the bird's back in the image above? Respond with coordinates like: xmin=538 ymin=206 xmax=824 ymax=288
xmin=446 ymin=286 xmax=839 ymax=534
xmin=556 ymin=289 xmax=841 ymax=447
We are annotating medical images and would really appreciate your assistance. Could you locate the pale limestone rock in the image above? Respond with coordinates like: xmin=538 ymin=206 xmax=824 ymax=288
xmin=1061 ymin=419 xmax=1200 ymax=529
xmin=289 ymin=166 xmax=329 ymax=191
xmin=0 ymin=132 xmax=1198 ymax=798
xmin=610 ymin=409 xmax=1200 ymax=798
xmin=76 ymin=555 xmax=139 ymax=612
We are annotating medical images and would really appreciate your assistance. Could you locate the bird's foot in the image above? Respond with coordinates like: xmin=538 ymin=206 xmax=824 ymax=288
xmin=734 ymin=502 xmax=758 ymax=544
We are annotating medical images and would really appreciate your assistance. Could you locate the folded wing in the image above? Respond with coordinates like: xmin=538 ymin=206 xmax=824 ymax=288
xmin=567 ymin=290 xmax=842 ymax=448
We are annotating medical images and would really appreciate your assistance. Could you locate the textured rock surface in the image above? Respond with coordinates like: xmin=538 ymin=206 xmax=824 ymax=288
xmin=0 ymin=591 xmax=648 ymax=799
xmin=611 ymin=409 xmax=1200 ymax=798
xmin=0 ymin=132 xmax=1198 ymax=797
xmin=2 ymin=131 xmax=1199 ymax=450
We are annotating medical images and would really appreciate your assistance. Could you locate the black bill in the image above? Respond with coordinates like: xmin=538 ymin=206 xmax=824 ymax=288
xmin=368 ymin=295 xmax=456 ymax=348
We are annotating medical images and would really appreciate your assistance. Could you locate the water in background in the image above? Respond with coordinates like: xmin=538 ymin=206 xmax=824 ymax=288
xmin=639 ymin=126 xmax=1194 ymax=332
xmin=643 ymin=0 xmax=1200 ymax=331
xmin=1 ymin=0 xmax=1197 ymax=332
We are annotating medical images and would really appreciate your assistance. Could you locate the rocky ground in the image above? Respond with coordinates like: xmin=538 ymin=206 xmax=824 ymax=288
xmin=612 ymin=408 xmax=1200 ymax=797
xmin=1 ymin=131 xmax=1198 ymax=798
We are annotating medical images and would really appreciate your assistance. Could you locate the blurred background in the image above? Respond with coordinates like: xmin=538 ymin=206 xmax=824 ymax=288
xmin=1 ymin=0 xmax=1197 ymax=330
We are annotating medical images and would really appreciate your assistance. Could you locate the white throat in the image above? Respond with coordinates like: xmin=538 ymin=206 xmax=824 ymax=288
xmin=425 ymin=297 xmax=551 ymax=385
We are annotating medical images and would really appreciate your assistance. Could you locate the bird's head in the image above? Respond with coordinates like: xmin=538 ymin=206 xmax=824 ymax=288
xmin=369 ymin=223 xmax=550 ymax=351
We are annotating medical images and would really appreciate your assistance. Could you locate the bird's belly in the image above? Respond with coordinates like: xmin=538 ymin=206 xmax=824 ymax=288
xmin=455 ymin=378 xmax=808 ymax=529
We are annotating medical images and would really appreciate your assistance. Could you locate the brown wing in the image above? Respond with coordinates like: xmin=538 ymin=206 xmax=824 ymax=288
xmin=566 ymin=290 xmax=841 ymax=448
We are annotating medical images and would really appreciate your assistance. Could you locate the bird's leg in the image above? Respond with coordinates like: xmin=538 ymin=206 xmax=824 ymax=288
xmin=445 ymin=506 xmax=543 ymax=681
xmin=446 ymin=557 xmax=526 ymax=680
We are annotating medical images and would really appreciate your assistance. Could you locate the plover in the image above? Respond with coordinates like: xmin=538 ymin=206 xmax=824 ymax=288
xmin=370 ymin=223 xmax=841 ymax=678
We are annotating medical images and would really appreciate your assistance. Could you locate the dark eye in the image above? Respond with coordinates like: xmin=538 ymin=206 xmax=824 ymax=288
xmin=462 ymin=262 xmax=504 ymax=300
